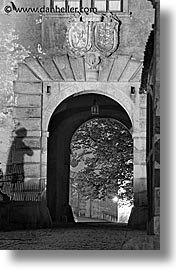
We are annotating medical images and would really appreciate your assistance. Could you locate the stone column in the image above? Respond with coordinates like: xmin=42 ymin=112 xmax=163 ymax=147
xmin=128 ymin=133 xmax=148 ymax=228
xmin=128 ymin=94 xmax=148 ymax=229
xmin=41 ymin=130 xmax=48 ymax=201
xmin=152 ymin=0 xmax=160 ymax=234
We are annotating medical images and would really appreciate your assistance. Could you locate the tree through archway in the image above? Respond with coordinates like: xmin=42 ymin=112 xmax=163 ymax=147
xmin=70 ymin=118 xmax=134 ymax=223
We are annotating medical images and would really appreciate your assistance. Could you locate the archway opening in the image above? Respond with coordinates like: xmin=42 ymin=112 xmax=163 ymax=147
xmin=47 ymin=93 xmax=133 ymax=224
xmin=70 ymin=118 xmax=133 ymax=224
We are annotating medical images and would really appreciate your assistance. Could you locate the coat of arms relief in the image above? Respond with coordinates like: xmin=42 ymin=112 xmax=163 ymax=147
xmin=65 ymin=12 xmax=121 ymax=74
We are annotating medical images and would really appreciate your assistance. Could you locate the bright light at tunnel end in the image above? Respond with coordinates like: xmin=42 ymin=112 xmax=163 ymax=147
xmin=112 ymin=196 xmax=118 ymax=203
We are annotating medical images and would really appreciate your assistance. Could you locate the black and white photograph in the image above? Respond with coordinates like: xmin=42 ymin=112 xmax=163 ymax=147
xmin=0 ymin=0 xmax=160 ymax=251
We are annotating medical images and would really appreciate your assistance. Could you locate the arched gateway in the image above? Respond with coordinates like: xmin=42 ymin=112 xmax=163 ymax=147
xmin=10 ymin=50 xmax=147 ymax=228
xmin=47 ymin=93 xmax=133 ymax=222
xmin=0 ymin=1 xmax=157 ymax=230
xmin=0 ymin=0 xmax=160 ymax=236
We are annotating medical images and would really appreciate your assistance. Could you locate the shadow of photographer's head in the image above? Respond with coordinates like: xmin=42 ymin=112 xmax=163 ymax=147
xmin=15 ymin=127 xmax=27 ymax=138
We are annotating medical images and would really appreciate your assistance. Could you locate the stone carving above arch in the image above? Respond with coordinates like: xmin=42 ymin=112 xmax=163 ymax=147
xmin=15 ymin=54 xmax=142 ymax=134
xmin=17 ymin=54 xmax=143 ymax=83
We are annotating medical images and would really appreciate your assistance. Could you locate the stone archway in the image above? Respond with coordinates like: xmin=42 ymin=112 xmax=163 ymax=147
xmin=12 ymin=53 xmax=147 ymax=228
xmin=47 ymin=93 xmax=133 ymax=223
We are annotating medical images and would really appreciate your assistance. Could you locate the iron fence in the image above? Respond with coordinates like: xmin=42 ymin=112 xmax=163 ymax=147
xmin=0 ymin=175 xmax=46 ymax=202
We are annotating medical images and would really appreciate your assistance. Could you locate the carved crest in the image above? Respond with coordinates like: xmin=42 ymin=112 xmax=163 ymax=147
xmin=66 ymin=15 xmax=91 ymax=57
xmin=65 ymin=13 xmax=121 ymax=58
xmin=93 ymin=13 xmax=120 ymax=57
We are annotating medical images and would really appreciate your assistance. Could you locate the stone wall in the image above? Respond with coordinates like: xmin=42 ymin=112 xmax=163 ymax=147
xmin=0 ymin=0 xmax=154 ymax=175
xmin=71 ymin=197 xmax=132 ymax=223
xmin=42 ymin=0 xmax=154 ymax=59
xmin=0 ymin=0 xmax=156 ymax=230
xmin=146 ymin=0 xmax=160 ymax=234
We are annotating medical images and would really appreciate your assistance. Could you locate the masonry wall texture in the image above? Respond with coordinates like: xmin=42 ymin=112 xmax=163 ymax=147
xmin=0 ymin=0 xmax=154 ymax=169
xmin=42 ymin=0 xmax=154 ymax=59
xmin=146 ymin=0 xmax=160 ymax=234
xmin=0 ymin=0 xmax=158 ymax=233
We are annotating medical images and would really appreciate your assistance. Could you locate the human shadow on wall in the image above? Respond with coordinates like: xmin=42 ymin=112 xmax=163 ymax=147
xmin=1 ymin=128 xmax=33 ymax=200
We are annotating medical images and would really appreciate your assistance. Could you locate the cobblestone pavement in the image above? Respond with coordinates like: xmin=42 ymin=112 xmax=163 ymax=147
xmin=0 ymin=223 xmax=160 ymax=250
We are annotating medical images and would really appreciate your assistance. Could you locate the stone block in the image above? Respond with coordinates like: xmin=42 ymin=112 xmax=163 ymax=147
xmin=15 ymin=137 xmax=41 ymax=149
xmin=156 ymin=98 xmax=160 ymax=116
xmin=154 ymin=187 xmax=160 ymax=215
xmin=16 ymin=94 xmax=41 ymax=107
xmin=13 ymin=130 xmax=42 ymax=138
xmin=85 ymin=71 xmax=98 ymax=81
xmin=39 ymin=58 xmax=63 ymax=81
xmin=154 ymin=169 xmax=160 ymax=187
xmin=139 ymin=107 xmax=146 ymax=118
xmin=154 ymin=216 xmax=160 ymax=234
xmin=128 ymin=206 xmax=148 ymax=230
xmin=120 ymin=59 xmax=142 ymax=82
xmin=41 ymin=164 xmax=47 ymax=177
xmin=0 ymin=203 xmax=10 ymax=230
xmin=135 ymin=190 xmax=148 ymax=206
xmin=41 ymin=151 xmax=47 ymax=164
xmin=24 ymin=178 xmax=41 ymax=185
xmin=25 ymin=57 xmax=51 ymax=81
xmin=155 ymin=81 xmax=160 ymax=100
xmin=41 ymin=136 xmax=48 ymax=152
xmin=155 ymin=161 xmax=160 ymax=169
xmin=154 ymin=138 xmax=160 ymax=164
xmin=133 ymin=174 xmax=147 ymax=191
xmin=155 ymin=116 xmax=160 ymax=134
xmin=122 ymin=234 xmax=160 ymax=250
xmin=130 ymin=66 xmax=142 ymax=82
xmin=17 ymin=63 xmax=41 ymax=82
xmin=69 ymin=57 xmax=85 ymax=81
xmin=24 ymin=163 xmax=41 ymax=177
xmin=134 ymin=164 xmax=146 ymax=179
xmin=14 ymin=118 xmax=41 ymax=131
xmin=98 ymin=58 xmax=114 ymax=82
xmin=139 ymin=94 xmax=147 ymax=106
xmin=54 ymin=55 xmax=75 ymax=81
xmin=14 ymin=82 xmax=42 ymax=95
xmin=134 ymin=137 xmax=146 ymax=150
xmin=25 ymin=149 xmax=41 ymax=163
xmin=7 ymin=202 xmax=52 ymax=229
xmin=109 ymin=55 xmax=131 ymax=81
xmin=42 ymin=82 xmax=61 ymax=114
xmin=12 ymin=149 xmax=41 ymax=164
xmin=134 ymin=149 xmax=146 ymax=164
xmin=139 ymin=119 xmax=146 ymax=131
xmin=13 ymin=107 xmax=41 ymax=119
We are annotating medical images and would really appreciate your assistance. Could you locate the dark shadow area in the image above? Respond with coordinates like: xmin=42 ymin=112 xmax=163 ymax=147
xmin=160 ymin=11 xmax=172 ymax=260
xmin=1 ymin=128 xmax=33 ymax=200
xmin=0 ymin=128 xmax=41 ymax=230
xmin=6 ymin=128 xmax=33 ymax=175
xmin=0 ymin=127 xmax=52 ymax=230
xmin=47 ymin=94 xmax=133 ymax=225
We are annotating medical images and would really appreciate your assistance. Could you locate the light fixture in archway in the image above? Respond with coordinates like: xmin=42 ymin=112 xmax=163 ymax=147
xmin=91 ymin=96 xmax=99 ymax=115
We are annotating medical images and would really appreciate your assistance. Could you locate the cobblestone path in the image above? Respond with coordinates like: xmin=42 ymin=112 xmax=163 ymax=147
xmin=0 ymin=223 xmax=160 ymax=250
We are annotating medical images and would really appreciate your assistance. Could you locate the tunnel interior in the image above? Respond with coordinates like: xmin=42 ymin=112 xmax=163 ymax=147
xmin=47 ymin=93 xmax=132 ymax=223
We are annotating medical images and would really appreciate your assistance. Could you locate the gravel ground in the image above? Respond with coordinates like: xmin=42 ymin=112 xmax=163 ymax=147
xmin=0 ymin=222 xmax=160 ymax=250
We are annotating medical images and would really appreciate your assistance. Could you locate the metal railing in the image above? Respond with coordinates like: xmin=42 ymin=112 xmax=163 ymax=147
xmin=0 ymin=174 xmax=46 ymax=202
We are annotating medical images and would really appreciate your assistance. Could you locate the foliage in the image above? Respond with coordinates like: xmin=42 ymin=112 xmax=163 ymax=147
xmin=70 ymin=118 xmax=134 ymax=206
xmin=0 ymin=26 xmax=29 ymax=122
